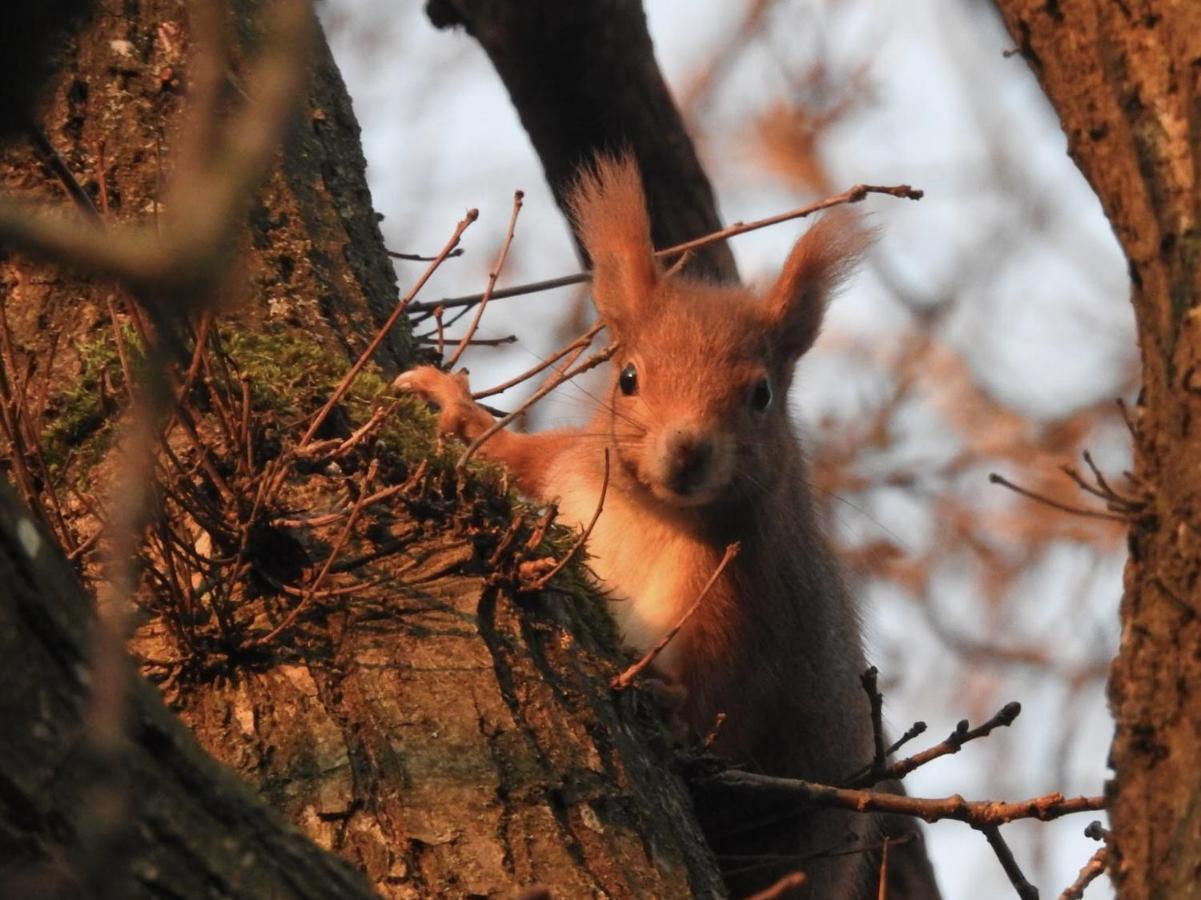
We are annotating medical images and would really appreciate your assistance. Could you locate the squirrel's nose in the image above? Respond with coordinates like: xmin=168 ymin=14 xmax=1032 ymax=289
xmin=665 ymin=432 xmax=714 ymax=494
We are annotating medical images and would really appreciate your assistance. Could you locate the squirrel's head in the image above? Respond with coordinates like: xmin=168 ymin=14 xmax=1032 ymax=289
xmin=569 ymin=153 xmax=867 ymax=508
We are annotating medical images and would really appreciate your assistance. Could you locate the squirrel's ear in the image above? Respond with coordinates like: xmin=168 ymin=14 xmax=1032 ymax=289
xmin=763 ymin=211 xmax=870 ymax=361
xmin=568 ymin=153 xmax=659 ymax=337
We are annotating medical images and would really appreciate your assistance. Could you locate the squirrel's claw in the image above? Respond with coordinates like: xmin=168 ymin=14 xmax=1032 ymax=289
xmin=393 ymin=365 xmax=471 ymax=401
xmin=395 ymin=365 xmax=489 ymax=441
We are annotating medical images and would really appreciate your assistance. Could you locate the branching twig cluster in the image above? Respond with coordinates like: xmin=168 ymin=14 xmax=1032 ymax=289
xmin=690 ymin=667 xmax=1108 ymax=899
xmin=407 ymin=182 xmax=922 ymax=319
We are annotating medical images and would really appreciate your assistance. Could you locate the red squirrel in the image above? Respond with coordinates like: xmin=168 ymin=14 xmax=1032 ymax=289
xmin=398 ymin=155 xmax=879 ymax=897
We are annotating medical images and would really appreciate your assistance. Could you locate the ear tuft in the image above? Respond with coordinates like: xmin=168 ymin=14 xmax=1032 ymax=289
xmin=567 ymin=153 xmax=659 ymax=336
xmin=764 ymin=210 xmax=871 ymax=360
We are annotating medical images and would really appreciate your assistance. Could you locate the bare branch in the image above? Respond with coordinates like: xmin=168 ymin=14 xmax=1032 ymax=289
xmin=472 ymin=321 xmax=605 ymax=400
xmin=704 ymin=769 xmax=1105 ymax=828
xmin=988 ymin=473 xmax=1127 ymax=522
xmin=254 ymin=458 xmax=380 ymax=646
xmin=408 ymin=182 xmax=923 ymax=314
xmin=446 ymin=190 xmax=523 ymax=369
xmin=387 ymin=247 xmax=465 ymax=261
xmin=1058 ymin=846 xmax=1110 ymax=900
xmin=302 ymin=208 xmax=478 ymax=446
xmin=611 ymin=543 xmax=740 ymax=691
xmin=527 ymin=449 xmax=609 ymax=590
xmin=849 ymin=702 xmax=1022 ymax=788
xmin=744 ymin=872 xmax=807 ymax=900
xmin=981 ymin=825 xmax=1038 ymax=900
xmin=456 ymin=340 xmax=617 ymax=470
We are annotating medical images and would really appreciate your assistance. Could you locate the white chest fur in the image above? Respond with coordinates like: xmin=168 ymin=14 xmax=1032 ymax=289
xmin=551 ymin=474 xmax=697 ymax=677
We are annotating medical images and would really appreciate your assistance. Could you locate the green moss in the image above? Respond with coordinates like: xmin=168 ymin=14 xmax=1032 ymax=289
xmin=222 ymin=328 xmax=502 ymax=479
xmin=222 ymin=328 xmax=399 ymax=416
xmin=41 ymin=324 xmax=144 ymax=472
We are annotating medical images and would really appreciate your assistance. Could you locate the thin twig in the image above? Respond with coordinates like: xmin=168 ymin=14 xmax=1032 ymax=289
xmin=663 ymin=183 xmax=923 ymax=260
xmin=333 ymin=401 xmax=397 ymax=457
xmin=472 ymin=321 xmax=605 ymax=399
xmin=418 ymin=333 xmax=516 ymax=348
xmin=1080 ymin=451 xmax=1117 ymax=498
xmin=432 ymin=306 xmax=445 ymax=358
xmin=664 ymin=248 xmax=694 ymax=277
xmin=409 ymin=271 xmax=590 ymax=315
xmin=1057 ymin=846 xmax=1109 ymax=900
xmin=81 ymin=339 xmax=175 ymax=894
xmin=408 ymin=182 xmax=923 ymax=313
xmin=877 ymin=835 xmax=890 ymax=900
xmin=272 ymin=572 xmax=398 ymax=601
xmin=988 ymin=473 xmax=1127 ymax=522
xmin=1115 ymin=396 xmax=1138 ymax=441
xmin=611 ymin=542 xmax=740 ymax=690
xmin=457 ymin=341 xmax=618 ymax=470
xmin=981 ymin=826 xmax=1038 ymax=900
xmin=29 ymin=126 xmax=102 ymax=218
xmin=240 ymin=375 xmax=254 ymax=472
xmin=849 ymin=702 xmax=1022 ymax=788
xmin=744 ymin=872 xmax=807 ymax=900
xmin=705 ymin=769 xmax=1105 ymax=829
xmin=301 ymin=209 xmax=477 ymax=446
xmin=885 ymin=721 xmax=928 ymax=757
xmin=105 ymin=296 xmax=136 ymax=404
xmin=270 ymin=481 xmax=408 ymax=528
xmin=528 ymin=449 xmax=608 ymax=590
xmin=445 ymin=189 xmax=523 ymax=369
xmin=862 ymin=667 xmax=887 ymax=775
xmin=387 ymin=247 xmax=464 ymax=261
xmin=94 ymin=139 xmax=110 ymax=216
xmin=254 ymin=459 xmax=379 ymax=646
xmin=0 ymin=293 xmax=73 ymax=549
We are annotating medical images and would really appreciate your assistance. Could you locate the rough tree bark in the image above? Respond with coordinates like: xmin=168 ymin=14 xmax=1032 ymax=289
xmin=992 ymin=3 xmax=1201 ymax=897
xmin=0 ymin=1 xmax=724 ymax=897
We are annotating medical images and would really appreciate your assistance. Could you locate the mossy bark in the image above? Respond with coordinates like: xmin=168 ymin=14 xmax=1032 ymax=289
xmin=992 ymin=3 xmax=1201 ymax=896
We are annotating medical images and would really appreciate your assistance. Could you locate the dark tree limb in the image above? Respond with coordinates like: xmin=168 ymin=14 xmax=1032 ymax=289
xmin=0 ymin=482 xmax=376 ymax=900
xmin=425 ymin=0 xmax=739 ymax=283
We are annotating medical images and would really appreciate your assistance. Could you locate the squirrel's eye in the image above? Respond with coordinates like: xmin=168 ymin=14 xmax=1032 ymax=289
xmin=619 ymin=362 xmax=638 ymax=396
xmin=750 ymin=377 xmax=772 ymax=412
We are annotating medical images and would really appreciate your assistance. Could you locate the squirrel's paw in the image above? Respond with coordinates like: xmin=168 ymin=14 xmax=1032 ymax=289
xmin=394 ymin=366 xmax=490 ymax=441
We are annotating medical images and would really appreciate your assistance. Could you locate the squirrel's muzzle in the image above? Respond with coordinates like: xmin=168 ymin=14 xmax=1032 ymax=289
xmin=662 ymin=430 xmax=718 ymax=498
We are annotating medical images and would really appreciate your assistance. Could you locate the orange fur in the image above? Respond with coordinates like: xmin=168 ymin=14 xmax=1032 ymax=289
xmin=566 ymin=154 xmax=660 ymax=338
xmin=400 ymin=154 xmax=881 ymax=899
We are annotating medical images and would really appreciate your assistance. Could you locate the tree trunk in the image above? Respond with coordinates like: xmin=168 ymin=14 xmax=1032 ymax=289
xmin=0 ymin=1 xmax=724 ymax=897
xmin=992 ymin=3 xmax=1201 ymax=897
